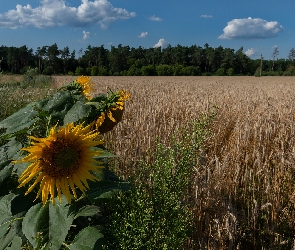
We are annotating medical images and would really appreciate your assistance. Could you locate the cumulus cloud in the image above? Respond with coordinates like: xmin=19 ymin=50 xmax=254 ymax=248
xmin=245 ymin=48 xmax=256 ymax=57
xmin=138 ymin=31 xmax=148 ymax=38
xmin=0 ymin=0 xmax=136 ymax=29
xmin=200 ymin=15 xmax=213 ymax=18
xmin=83 ymin=31 xmax=90 ymax=40
xmin=149 ymin=15 xmax=162 ymax=22
xmin=218 ymin=17 xmax=283 ymax=39
xmin=153 ymin=38 xmax=168 ymax=48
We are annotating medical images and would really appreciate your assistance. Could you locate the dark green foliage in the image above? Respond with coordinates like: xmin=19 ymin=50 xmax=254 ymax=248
xmin=1 ymin=43 xmax=295 ymax=76
xmin=103 ymin=110 xmax=216 ymax=250
xmin=75 ymin=66 xmax=85 ymax=76
xmin=0 ymin=81 xmax=129 ymax=249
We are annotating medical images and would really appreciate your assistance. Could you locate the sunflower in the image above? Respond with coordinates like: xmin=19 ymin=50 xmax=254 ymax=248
xmin=15 ymin=123 xmax=104 ymax=205
xmin=76 ymin=76 xmax=94 ymax=100
xmin=96 ymin=90 xmax=130 ymax=134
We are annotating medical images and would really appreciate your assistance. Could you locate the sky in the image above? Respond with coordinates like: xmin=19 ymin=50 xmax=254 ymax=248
xmin=0 ymin=0 xmax=294 ymax=60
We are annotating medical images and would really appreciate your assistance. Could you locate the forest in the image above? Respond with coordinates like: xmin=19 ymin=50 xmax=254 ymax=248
xmin=1 ymin=43 xmax=295 ymax=76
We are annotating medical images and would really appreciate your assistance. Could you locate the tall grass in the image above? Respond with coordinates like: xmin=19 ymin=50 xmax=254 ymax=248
xmin=0 ymin=72 xmax=57 ymax=121
xmin=90 ymin=76 xmax=295 ymax=249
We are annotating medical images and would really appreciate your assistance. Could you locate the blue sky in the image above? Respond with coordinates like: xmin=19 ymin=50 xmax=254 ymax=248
xmin=0 ymin=0 xmax=294 ymax=60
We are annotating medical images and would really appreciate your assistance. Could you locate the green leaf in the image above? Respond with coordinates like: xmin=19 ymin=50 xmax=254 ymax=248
xmin=69 ymin=227 xmax=104 ymax=250
xmin=93 ymin=149 xmax=118 ymax=159
xmin=74 ymin=205 xmax=100 ymax=219
xmin=0 ymin=160 xmax=11 ymax=170
xmin=46 ymin=200 xmax=75 ymax=250
xmin=11 ymin=191 xmax=37 ymax=217
xmin=0 ymin=138 xmax=24 ymax=163
xmin=89 ymin=94 xmax=107 ymax=103
xmin=13 ymin=161 xmax=30 ymax=177
xmin=4 ymin=236 xmax=22 ymax=250
xmin=0 ymin=194 xmax=14 ymax=239
xmin=84 ymin=101 xmax=103 ymax=110
xmin=22 ymin=197 xmax=75 ymax=250
xmin=86 ymin=181 xmax=129 ymax=201
xmin=37 ymin=90 xmax=74 ymax=113
xmin=37 ymin=90 xmax=75 ymax=126
xmin=0 ymin=165 xmax=13 ymax=187
xmin=0 ymin=194 xmax=23 ymax=250
xmin=22 ymin=203 xmax=49 ymax=247
xmin=0 ymin=102 xmax=39 ymax=134
xmin=63 ymin=101 xmax=93 ymax=124
xmin=0 ymin=221 xmax=22 ymax=250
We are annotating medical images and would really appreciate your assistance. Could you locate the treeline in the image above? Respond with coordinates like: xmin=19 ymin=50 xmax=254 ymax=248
xmin=1 ymin=43 xmax=295 ymax=76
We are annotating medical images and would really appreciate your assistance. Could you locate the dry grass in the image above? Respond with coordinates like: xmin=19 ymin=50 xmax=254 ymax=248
xmin=70 ymin=75 xmax=295 ymax=249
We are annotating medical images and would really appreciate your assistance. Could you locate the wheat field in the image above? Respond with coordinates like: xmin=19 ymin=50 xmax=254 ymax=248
xmin=54 ymin=76 xmax=295 ymax=248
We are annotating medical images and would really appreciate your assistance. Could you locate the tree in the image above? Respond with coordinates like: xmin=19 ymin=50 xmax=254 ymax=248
xmin=36 ymin=46 xmax=47 ymax=73
xmin=271 ymin=46 xmax=279 ymax=71
xmin=60 ymin=46 xmax=70 ymax=74
xmin=46 ymin=43 xmax=60 ymax=74
xmin=288 ymin=48 xmax=295 ymax=62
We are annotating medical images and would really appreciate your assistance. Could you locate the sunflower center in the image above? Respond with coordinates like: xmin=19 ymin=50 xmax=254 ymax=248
xmin=42 ymin=139 xmax=83 ymax=178
xmin=53 ymin=147 xmax=80 ymax=170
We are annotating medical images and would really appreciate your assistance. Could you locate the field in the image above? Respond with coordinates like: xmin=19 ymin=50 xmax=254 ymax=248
xmin=54 ymin=76 xmax=295 ymax=248
xmin=3 ymin=75 xmax=295 ymax=248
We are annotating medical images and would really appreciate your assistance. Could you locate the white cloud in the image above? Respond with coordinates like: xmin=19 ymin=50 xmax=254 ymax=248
xmin=245 ymin=48 xmax=256 ymax=57
xmin=218 ymin=17 xmax=283 ymax=39
xmin=83 ymin=30 xmax=90 ymax=40
xmin=0 ymin=0 xmax=136 ymax=29
xmin=149 ymin=15 xmax=162 ymax=22
xmin=200 ymin=15 xmax=213 ymax=18
xmin=153 ymin=38 xmax=168 ymax=48
xmin=138 ymin=31 xmax=148 ymax=38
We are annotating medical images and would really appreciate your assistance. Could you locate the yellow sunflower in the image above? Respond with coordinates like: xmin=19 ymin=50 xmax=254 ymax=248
xmin=96 ymin=90 xmax=130 ymax=134
xmin=15 ymin=123 xmax=104 ymax=205
xmin=76 ymin=76 xmax=94 ymax=100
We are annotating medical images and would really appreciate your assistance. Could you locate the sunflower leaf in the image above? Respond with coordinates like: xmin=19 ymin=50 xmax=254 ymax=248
xmin=63 ymin=101 xmax=93 ymax=124
xmin=0 ymin=102 xmax=39 ymax=134
xmin=0 ymin=220 xmax=22 ymax=250
xmin=68 ymin=227 xmax=104 ymax=250
xmin=0 ymin=138 xmax=23 ymax=163
xmin=74 ymin=205 xmax=100 ymax=219
xmin=86 ymin=181 xmax=130 ymax=201
xmin=93 ymin=149 xmax=118 ymax=159
xmin=36 ymin=90 xmax=76 ymax=126
xmin=4 ymin=235 xmax=22 ymax=250
xmin=0 ymin=194 xmax=14 ymax=239
xmin=22 ymin=197 xmax=76 ymax=250
xmin=0 ymin=164 xmax=13 ymax=187
xmin=22 ymin=203 xmax=49 ymax=247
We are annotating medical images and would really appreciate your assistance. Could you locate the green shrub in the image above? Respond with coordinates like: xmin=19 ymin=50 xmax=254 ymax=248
xmin=254 ymin=67 xmax=261 ymax=77
xmin=283 ymin=65 xmax=295 ymax=76
xmin=42 ymin=66 xmax=53 ymax=75
xmin=127 ymin=65 xmax=142 ymax=76
xmin=215 ymin=68 xmax=225 ymax=76
xmin=20 ymin=68 xmax=52 ymax=89
xmin=85 ymin=67 xmax=91 ymax=76
xmin=141 ymin=65 xmax=156 ymax=76
xmin=91 ymin=66 xmax=100 ymax=76
xmin=103 ymin=110 xmax=216 ymax=250
xmin=182 ymin=66 xmax=201 ymax=76
xmin=156 ymin=64 xmax=174 ymax=76
xmin=227 ymin=67 xmax=235 ymax=76
xmin=174 ymin=64 xmax=185 ymax=76
xmin=99 ymin=67 xmax=109 ymax=76
xmin=75 ymin=66 xmax=85 ymax=76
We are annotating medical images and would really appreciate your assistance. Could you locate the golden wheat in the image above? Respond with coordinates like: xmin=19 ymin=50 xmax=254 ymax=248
xmin=53 ymin=75 xmax=295 ymax=248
